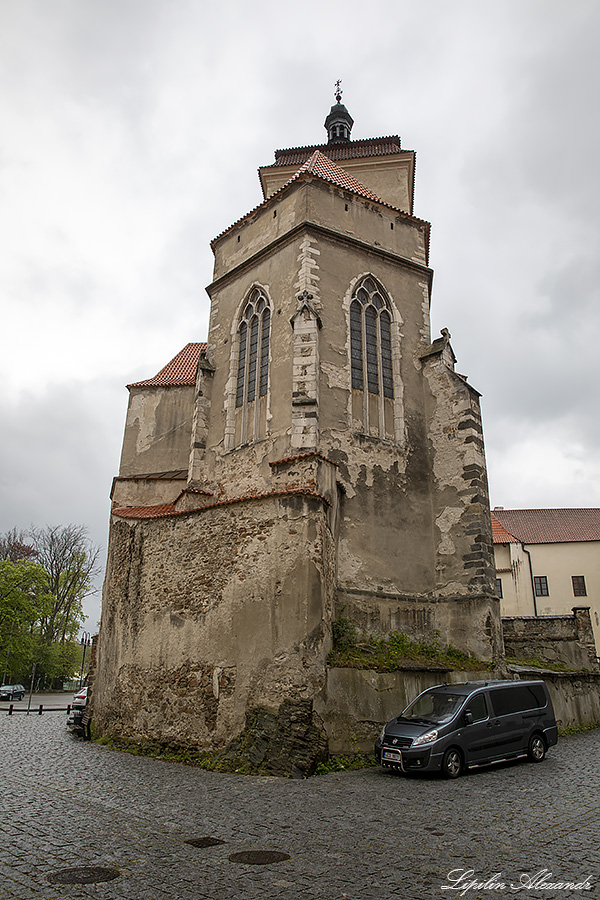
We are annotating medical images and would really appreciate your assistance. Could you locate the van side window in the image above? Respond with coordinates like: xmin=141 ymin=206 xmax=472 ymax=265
xmin=466 ymin=693 xmax=488 ymax=722
xmin=490 ymin=685 xmax=546 ymax=717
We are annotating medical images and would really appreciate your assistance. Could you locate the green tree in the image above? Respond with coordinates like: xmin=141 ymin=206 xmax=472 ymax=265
xmin=0 ymin=525 xmax=100 ymax=685
xmin=0 ymin=560 xmax=52 ymax=682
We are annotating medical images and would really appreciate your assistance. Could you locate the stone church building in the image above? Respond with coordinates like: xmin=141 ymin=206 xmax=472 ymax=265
xmin=93 ymin=94 xmax=502 ymax=756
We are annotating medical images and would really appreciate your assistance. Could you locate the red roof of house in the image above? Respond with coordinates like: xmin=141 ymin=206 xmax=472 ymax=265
xmin=490 ymin=513 xmax=518 ymax=544
xmin=127 ymin=343 xmax=207 ymax=389
xmin=491 ymin=508 xmax=600 ymax=545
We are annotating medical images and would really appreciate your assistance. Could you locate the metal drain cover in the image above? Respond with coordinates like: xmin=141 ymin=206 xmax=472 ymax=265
xmin=47 ymin=866 xmax=120 ymax=884
xmin=229 ymin=850 xmax=290 ymax=865
xmin=185 ymin=836 xmax=227 ymax=848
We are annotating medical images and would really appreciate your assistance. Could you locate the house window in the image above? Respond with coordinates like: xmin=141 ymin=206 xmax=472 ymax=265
xmin=534 ymin=576 xmax=549 ymax=597
xmin=495 ymin=578 xmax=503 ymax=599
xmin=349 ymin=276 xmax=396 ymax=439
xmin=572 ymin=575 xmax=587 ymax=597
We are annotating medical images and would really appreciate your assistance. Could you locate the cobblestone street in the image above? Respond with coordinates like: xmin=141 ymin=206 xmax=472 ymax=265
xmin=1 ymin=696 xmax=599 ymax=899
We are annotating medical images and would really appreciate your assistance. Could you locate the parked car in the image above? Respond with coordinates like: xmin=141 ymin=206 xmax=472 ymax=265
xmin=0 ymin=684 xmax=26 ymax=701
xmin=375 ymin=679 xmax=558 ymax=778
xmin=67 ymin=686 xmax=88 ymax=733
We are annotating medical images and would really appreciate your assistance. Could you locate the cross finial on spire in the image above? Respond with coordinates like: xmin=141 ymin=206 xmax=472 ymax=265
xmin=334 ymin=79 xmax=342 ymax=103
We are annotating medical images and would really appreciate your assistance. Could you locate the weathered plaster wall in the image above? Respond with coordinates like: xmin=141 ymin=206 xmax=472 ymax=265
xmin=111 ymin=475 xmax=187 ymax=509
xmin=94 ymin=492 xmax=336 ymax=747
xmin=119 ymin=386 xmax=195 ymax=477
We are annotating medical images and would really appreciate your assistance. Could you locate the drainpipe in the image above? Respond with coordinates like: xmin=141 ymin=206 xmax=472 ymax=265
xmin=522 ymin=543 xmax=538 ymax=617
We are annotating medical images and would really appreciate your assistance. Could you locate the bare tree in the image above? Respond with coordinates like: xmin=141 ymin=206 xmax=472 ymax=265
xmin=29 ymin=525 xmax=101 ymax=643
xmin=0 ymin=528 xmax=38 ymax=563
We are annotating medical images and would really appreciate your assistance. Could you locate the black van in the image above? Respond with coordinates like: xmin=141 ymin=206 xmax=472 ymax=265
xmin=375 ymin=680 xmax=558 ymax=778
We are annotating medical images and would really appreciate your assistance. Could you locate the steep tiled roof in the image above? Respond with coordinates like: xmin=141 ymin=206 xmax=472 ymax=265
xmin=211 ymin=151 xmax=429 ymax=250
xmin=272 ymin=136 xmax=405 ymax=167
xmin=127 ymin=343 xmax=207 ymax=389
xmin=492 ymin=508 xmax=600 ymax=545
xmin=287 ymin=151 xmax=387 ymax=204
xmin=490 ymin=513 xmax=519 ymax=544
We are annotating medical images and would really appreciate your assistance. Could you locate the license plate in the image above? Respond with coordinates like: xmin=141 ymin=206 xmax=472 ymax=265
xmin=383 ymin=749 xmax=402 ymax=761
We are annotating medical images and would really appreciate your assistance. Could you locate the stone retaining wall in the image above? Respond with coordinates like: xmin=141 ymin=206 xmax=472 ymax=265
xmin=502 ymin=607 xmax=598 ymax=671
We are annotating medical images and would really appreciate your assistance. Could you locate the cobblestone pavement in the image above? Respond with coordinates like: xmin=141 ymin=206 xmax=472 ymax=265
xmin=1 ymin=696 xmax=599 ymax=900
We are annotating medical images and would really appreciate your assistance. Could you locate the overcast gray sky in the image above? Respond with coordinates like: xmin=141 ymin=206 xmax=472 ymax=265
xmin=1 ymin=0 xmax=599 ymax=630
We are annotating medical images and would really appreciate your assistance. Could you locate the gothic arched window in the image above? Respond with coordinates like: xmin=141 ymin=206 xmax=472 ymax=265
xmin=231 ymin=287 xmax=271 ymax=446
xmin=349 ymin=277 xmax=396 ymax=438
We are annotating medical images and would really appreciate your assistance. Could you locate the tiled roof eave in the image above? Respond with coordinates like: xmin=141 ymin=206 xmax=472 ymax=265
xmin=492 ymin=508 xmax=600 ymax=544
xmin=113 ymin=487 xmax=332 ymax=521
xmin=127 ymin=342 xmax=207 ymax=389
xmin=272 ymin=136 xmax=405 ymax=163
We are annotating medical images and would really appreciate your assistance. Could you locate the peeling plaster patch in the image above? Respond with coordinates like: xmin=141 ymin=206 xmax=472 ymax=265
xmin=437 ymin=580 xmax=467 ymax=597
xmin=337 ymin=538 xmax=363 ymax=580
xmin=325 ymin=430 xmax=407 ymax=493
xmin=435 ymin=506 xmax=463 ymax=555
xmin=321 ymin=361 xmax=348 ymax=390
xmin=129 ymin=394 xmax=156 ymax=454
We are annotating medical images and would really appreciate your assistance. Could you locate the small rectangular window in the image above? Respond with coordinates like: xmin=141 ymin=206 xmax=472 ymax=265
xmin=572 ymin=575 xmax=587 ymax=597
xmin=534 ymin=576 xmax=549 ymax=597
xmin=495 ymin=578 xmax=503 ymax=599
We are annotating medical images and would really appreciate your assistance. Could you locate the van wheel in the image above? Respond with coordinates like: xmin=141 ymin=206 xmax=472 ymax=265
xmin=527 ymin=734 xmax=546 ymax=763
xmin=442 ymin=748 xmax=463 ymax=779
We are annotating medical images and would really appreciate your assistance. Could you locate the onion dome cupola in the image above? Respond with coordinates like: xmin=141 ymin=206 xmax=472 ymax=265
xmin=324 ymin=80 xmax=354 ymax=144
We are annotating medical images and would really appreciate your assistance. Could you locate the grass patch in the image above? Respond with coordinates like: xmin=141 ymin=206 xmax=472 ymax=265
xmin=328 ymin=621 xmax=489 ymax=672
xmin=314 ymin=754 xmax=377 ymax=775
xmin=559 ymin=721 xmax=600 ymax=736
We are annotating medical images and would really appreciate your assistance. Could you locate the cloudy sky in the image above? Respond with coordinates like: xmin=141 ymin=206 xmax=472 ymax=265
xmin=1 ymin=0 xmax=599 ymax=630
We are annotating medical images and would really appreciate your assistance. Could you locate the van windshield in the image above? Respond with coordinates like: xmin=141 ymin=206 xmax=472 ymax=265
xmin=400 ymin=691 xmax=465 ymax=725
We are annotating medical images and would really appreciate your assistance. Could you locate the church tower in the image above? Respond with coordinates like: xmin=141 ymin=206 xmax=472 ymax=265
xmin=93 ymin=91 xmax=502 ymax=766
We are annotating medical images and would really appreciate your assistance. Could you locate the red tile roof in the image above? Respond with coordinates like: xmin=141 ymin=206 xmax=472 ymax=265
xmin=113 ymin=487 xmax=331 ymax=520
xmin=490 ymin=513 xmax=519 ymax=544
xmin=127 ymin=343 xmax=207 ymax=389
xmin=287 ymin=150 xmax=388 ymax=204
xmin=114 ymin=503 xmax=178 ymax=519
xmin=272 ymin=136 xmax=405 ymax=167
xmin=492 ymin=508 xmax=600 ymax=545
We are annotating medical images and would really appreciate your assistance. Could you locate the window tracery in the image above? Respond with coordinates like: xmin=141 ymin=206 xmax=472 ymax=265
xmin=228 ymin=287 xmax=271 ymax=448
xmin=349 ymin=276 xmax=396 ymax=438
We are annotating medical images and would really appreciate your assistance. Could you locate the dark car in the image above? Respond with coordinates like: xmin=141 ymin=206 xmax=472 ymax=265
xmin=375 ymin=679 xmax=558 ymax=778
xmin=0 ymin=684 xmax=26 ymax=701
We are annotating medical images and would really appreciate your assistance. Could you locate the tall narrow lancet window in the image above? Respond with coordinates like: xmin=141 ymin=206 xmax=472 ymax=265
xmin=233 ymin=287 xmax=271 ymax=445
xmin=349 ymin=277 xmax=396 ymax=439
